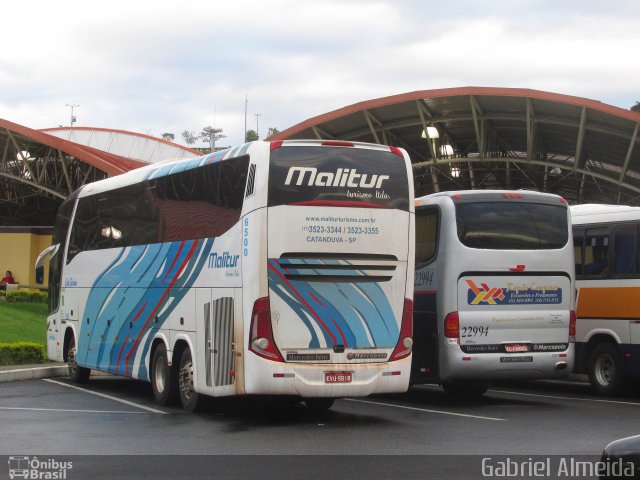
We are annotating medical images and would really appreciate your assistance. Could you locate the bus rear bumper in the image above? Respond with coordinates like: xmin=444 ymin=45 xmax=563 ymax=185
xmin=439 ymin=346 xmax=575 ymax=382
xmin=243 ymin=355 xmax=412 ymax=397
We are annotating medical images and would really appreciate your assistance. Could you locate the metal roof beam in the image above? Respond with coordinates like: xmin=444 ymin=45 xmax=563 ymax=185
xmin=619 ymin=122 xmax=639 ymax=183
xmin=412 ymin=156 xmax=640 ymax=196
xmin=311 ymin=126 xmax=334 ymax=140
xmin=7 ymin=130 xmax=36 ymax=180
xmin=416 ymin=100 xmax=437 ymax=160
xmin=363 ymin=110 xmax=381 ymax=144
xmin=416 ymin=100 xmax=440 ymax=192
xmin=574 ymin=107 xmax=587 ymax=171
xmin=526 ymin=98 xmax=535 ymax=162
xmin=470 ymin=96 xmax=484 ymax=158
xmin=0 ymin=171 xmax=66 ymax=199
xmin=57 ymin=150 xmax=74 ymax=193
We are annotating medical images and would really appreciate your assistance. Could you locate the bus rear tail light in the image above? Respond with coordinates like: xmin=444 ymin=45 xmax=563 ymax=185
xmin=249 ymin=297 xmax=284 ymax=362
xmin=444 ymin=312 xmax=460 ymax=339
xmin=390 ymin=299 xmax=413 ymax=361
xmin=389 ymin=146 xmax=403 ymax=157
xmin=270 ymin=140 xmax=284 ymax=150
xmin=569 ymin=310 xmax=576 ymax=342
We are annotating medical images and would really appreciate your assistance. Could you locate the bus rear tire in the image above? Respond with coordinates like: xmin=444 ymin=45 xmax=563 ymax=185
xmin=178 ymin=348 xmax=207 ymax=412
xmin=588 ymin=343 xmax=625 ymax=396
xmin=67 ymin=335 xmax=90 ymax=383
xmin=150 ymin=343 xmax=178 ymax=406
xmin=442 ymin=381 xmax=488 ymax=399
xmin=304 ymin=398 xmax=335 ymax=413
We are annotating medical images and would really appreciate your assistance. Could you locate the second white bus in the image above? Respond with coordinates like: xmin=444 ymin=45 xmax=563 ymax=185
xmin=413 ymin=190 xmax=575 ymax=396
xmin=571 ymin=204 xmax=640 ymax=396
xmin=37 ymin=139 xmax=415 ymax=411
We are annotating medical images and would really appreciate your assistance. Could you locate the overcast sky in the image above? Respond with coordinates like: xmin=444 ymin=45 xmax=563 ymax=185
xmin=1 ymin=0 xmax=639 ymax=148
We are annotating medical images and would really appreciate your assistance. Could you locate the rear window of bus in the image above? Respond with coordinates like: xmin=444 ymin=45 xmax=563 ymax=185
xmin=456 ymin=202 xmax=568 ymax=250
xmin=268 ymin=146 xmax=409 ymax=211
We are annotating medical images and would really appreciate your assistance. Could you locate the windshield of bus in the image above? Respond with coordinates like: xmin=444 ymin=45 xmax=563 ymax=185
xmin=268 ymin=145 xmax=409 ymax=211
xmin=456 ymin=202 xmax=568 ymax=250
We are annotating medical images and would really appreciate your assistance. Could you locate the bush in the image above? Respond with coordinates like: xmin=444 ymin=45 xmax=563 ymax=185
xmin=0 ymin=342 xmax=45 ymax=366
xmin=6 ymin=290 xmax=48 ymax=303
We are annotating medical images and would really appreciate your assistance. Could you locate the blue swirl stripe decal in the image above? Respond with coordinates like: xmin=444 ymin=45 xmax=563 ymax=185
xmin=267 ymin=258 xmax=399 ymax=349
xmin=78 ymin=238 xmax=213 ymax=379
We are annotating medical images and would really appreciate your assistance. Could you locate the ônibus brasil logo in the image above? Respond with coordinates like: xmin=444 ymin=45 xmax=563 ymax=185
xmin=8 ymin=456 xmax=73 ymax=479
xmin=284 ymin=166 xmax=389 ymax=189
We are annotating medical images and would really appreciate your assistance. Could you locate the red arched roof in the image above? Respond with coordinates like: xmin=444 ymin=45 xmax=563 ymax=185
xmin=41 ymin=126 xmax=201 ymax=157
xmin=1 ymin=118 xmax=145 ymax=174
xmin=273 ymin=87 xmax=640 ymax=140
xmin=271 ymin=86 xmax=640 ymax=205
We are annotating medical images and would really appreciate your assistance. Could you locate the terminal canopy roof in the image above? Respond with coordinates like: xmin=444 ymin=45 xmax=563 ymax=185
xmin=0 ymin=118 xmax=146 ymax=225
xmin=273 ymin=87 xmax=640 ymax=205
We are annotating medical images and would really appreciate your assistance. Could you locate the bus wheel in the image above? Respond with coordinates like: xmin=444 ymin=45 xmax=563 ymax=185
xmin=67 ymin=336 xmax=90 ymax=383
xmin=304 ymin=398 xmax=335 ymax=413
xmin=588 ymin=343 xmax=624 ymax=396
xmin=178 ymin=349 xmax=206 ymax=412
xmin=442 ymin=381 xmax=488 ymax=399
xmin=150 ymin=343 xmax=178 ymax=406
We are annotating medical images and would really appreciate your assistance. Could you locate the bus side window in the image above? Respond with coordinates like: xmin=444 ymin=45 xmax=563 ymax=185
xmin=574 ymin=229 xmax=584 ymax=276
xmin=415 ymin=208 xmax=439 ymax=266
xmin=613 ymin=225 xmax=636 ymax=275
xmin=584 ymin=228 xmax=610 ymax=277
xmin=637 ymin=225 xmax=640 ymax=275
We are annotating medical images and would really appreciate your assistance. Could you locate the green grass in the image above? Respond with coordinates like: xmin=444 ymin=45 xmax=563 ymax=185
xmin=0 ymin=302 xmax=48 ymax=348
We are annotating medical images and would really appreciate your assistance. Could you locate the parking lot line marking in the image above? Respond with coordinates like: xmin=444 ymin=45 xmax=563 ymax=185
xmin=344 ymin=398 xmax=506 ymax=421
xmin=0 ymin=406 xmax=149 ymax=414
xmin=488 ymin=388 xmax=640 ymax=406
xmin=43 ymin=378 xmax=169 ymax=415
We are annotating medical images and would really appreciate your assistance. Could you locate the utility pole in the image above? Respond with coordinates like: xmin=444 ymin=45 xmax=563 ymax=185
xmin=65 ymin=104 xmax=80 ymax=127
xmin=244 ymin=94 xmax=248 ymax=142
xmin=255 ymin=113 xmax=262 ymax=139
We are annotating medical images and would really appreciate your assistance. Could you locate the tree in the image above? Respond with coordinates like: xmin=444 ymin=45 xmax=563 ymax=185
xmin=632 ymin=102 xmax=640 ymax=113
xmin=200 ymin=126 xmax=226 ymax=150
xmin=161 ymin=132 xmax=175 ymax=142
xmin=182 ymin=130 xmax=198 ymax=147
xmin=245 ymin=129 xmax=259 ymax=142
xmin=266 ymin=127 xmax=280 ymax=138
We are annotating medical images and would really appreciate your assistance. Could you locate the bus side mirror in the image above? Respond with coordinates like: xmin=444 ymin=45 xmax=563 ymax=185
xmin=34 ymin=244 xmax=60 ymax=285
xmin=35 ymin=266 xmax=45 ymax=285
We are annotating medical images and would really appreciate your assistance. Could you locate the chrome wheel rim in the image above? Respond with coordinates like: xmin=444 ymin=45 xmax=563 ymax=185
xmin=595 ymin=354 xmax=615 ymax=386
xmin=68 ymin=344 xmax=77 ymax=376
xmin=154 ymin=356 xmax=166 ymax=393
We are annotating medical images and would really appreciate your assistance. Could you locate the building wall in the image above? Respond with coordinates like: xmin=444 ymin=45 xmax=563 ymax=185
xmin=0 ymin=227 xmax=52 ymax=288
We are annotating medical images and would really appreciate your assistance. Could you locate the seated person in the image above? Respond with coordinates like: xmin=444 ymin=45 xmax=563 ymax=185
xmin=0 ymin=270 xmax=15 ymax=291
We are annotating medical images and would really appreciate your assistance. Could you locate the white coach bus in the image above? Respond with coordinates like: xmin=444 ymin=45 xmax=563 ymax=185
xmin=36 ymin=140 xmax=415 ymax=411
xmin=412 ymin=190 xmax=575 ymax=397
xmin=571 ymin=204 xmax=640 ymax=396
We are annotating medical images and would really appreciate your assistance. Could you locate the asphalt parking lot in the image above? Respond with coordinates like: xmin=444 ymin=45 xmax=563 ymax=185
xmin=1 ymin=374 xmax=639 ymax=478
xmin=2 ymin=374 xmax=639 ymax=454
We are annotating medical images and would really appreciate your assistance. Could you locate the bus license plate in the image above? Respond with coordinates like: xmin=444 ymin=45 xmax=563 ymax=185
xmin=325 ymin=372 xmax=352 ymax=383
xmin=500 ymin=356 xmax=533 ymax=363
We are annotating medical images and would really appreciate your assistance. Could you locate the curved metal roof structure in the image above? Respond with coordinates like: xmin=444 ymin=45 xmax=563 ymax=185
xmin=0 ymin=118 xmax=147 ymax=225
xmin=40 ymin=127 xmax=201 ymax=164
xmin=273 ymin=87 xmax=640 ymax=205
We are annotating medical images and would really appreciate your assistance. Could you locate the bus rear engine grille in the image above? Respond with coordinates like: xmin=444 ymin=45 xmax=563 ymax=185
xmin=277 ymin=253 xmax=397 ymax=283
